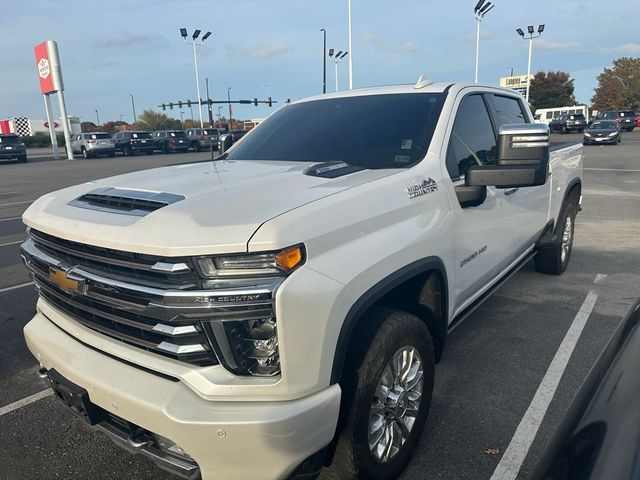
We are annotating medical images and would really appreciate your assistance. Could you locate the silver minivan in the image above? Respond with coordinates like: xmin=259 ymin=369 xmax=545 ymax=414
xmin=69 ymin=132 xmax=116 ymax=158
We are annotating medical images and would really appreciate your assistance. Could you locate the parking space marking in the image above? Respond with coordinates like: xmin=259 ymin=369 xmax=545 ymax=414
xmin=0 ymin=192 xmax=19 ymax=197
xmin=584 ymin=167 xmax=640 ymax=172
xmin=0 ymin=216 xmax=22 ymax=222
xmin=0 ymin=200 xmax=32 ymax=207
xmin=0 ymin=389 xmax=52 ymax=417
xmin=0 ymin=282 xmax=34 ymax=293
xmin=489 ymin=290 xmax=598 ymax=480
xmin=0 ymin=239 xmax=24 ymax=247
xmin=594 ymin=273 xmax=607 ymax=284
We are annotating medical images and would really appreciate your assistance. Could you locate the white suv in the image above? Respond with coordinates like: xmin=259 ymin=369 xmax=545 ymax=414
xmin=69 ymin=132 xmax=115 ymax=158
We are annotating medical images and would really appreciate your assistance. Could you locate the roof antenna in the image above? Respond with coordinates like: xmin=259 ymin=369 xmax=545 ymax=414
xmin=414 ymin=74 xmax=433 ymax=89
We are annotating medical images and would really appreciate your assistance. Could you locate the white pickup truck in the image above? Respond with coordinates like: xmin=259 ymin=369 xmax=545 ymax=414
xmin=21 ymin=80 xmax=582 ymax=480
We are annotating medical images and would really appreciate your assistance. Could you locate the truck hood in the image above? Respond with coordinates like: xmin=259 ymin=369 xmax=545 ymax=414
xmin=23 ymin=159 xmax=394 ymax=256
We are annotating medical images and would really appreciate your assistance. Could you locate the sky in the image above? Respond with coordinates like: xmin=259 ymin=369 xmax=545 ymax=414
xmin=1 ymin=0 xmax=638 ymax=124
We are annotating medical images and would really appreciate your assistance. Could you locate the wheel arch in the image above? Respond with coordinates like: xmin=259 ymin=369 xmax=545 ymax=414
xmin=329 ymin=256 xmax=449 ymax=385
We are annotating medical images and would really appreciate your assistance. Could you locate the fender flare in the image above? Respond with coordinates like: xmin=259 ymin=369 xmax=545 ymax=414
xmin=329 ymin=256 xmax=448 ymax=384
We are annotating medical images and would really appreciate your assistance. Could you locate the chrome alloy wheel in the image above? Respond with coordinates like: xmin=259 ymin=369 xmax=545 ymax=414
xmin=368 ymin=346 xmax=423 ymax=463
xmin=561 ymin=215 xmax=573 ymax=263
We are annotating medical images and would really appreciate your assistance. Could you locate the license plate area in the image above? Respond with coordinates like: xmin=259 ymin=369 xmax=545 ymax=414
xmin=47 ymin=369 xmax=107 ymax=426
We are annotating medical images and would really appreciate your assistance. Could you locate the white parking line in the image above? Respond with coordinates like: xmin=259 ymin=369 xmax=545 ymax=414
xmin=0 ymin=216 xmax=22 ymax=222
xmin=0 ymin=191 xmax=19 ymax=197
xmin=0 ymin=282 xmax=34 ymax=293
xmin=584 ymin=167 xmax=640 ymax=172
xmin=0 ymin=200 xmax=32 ymax=207
xmin=0 ymin=239 xmax=24 ymax=247
xmin=489 ymin=289 xmax=598 ymax=480
xmin=594 ymin=273 xmax=607 ymax=284
xmin=0 ymin=389 xmax=52 ymax=417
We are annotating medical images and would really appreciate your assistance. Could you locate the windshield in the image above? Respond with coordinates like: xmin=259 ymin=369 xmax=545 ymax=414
xmin=590 ymin=121 xmax=616 ymax=130
xmin=225 ymin=93 xmax=446 ymax=169
xmin=0 ymin=136 xmax=20 ymax=145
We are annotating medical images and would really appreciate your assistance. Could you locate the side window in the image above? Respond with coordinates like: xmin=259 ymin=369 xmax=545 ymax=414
xmin=491 ymin=95 xmax=528 ymax=126
xmin=445 ymin=94 xmax=498 ymax=180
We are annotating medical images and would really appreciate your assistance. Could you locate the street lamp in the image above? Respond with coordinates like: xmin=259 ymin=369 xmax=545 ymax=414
xmin=227 ymin=86 xmax=233 ymax=130
xmin=95 ymin=109 xmax=100 ymax=126
xmin=347 ymin=0 xmax=353 ymax=89
xmin=516 ymin=24 xmax=545 ymax=103
xmin=129 ymin=93 xmax=137 ymax=123
xmin=473 ymin=0 xmax=495 ymax=84
xmin=321 ymin=28 xmax=327 ymax=94
xmin=180 ymin=27 xmax=213 ymax=129
xmin=179 ymin=110 xmax=185 ymax=127
xmin=329 ymin=49 xmax=349 ymax=92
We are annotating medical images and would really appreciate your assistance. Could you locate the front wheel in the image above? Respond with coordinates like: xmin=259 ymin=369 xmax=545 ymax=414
xmin=330 ymin=307 xmax=435 ymax=480
xmin=534 ymin=201 xmax=577 ymax=275
xmin=81 ymin=147 xmax=89 ymax=159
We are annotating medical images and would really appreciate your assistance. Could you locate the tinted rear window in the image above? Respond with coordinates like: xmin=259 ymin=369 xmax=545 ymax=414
xmin=619 ymin=111 xmax=635 ymax=117
xmin=88 ymin=133 xmax=110 ymax=139
xmin=569 ymin=114 xmax=585 ymax=120
xmin=169 ymin=132 xmax=187 ymax=137
xmin=226 ymin=93 xmax=446 ymax=169
xmin=0 ymin=136 xmax=20 ymax=144
xmin=132 ymin=132 xmax=151 ymax=139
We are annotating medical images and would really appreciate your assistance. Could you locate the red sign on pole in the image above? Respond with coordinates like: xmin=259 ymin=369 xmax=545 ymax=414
xmin=34 ymin=41 xmax=57 ymax=94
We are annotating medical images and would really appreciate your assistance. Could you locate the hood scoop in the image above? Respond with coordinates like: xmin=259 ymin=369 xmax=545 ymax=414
xmin=68 ymin=187 xmax=185 ymax=217
xmin=303 ymin=161 xmax=364 ymax=179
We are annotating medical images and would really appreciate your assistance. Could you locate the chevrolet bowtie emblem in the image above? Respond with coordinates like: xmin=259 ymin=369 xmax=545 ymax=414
xmin=49 ymin=267 xmax=83 ymax=294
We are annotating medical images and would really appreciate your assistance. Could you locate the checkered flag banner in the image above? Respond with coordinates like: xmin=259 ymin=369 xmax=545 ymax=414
xmin=13 ymin=117 xmax=31 ymax=136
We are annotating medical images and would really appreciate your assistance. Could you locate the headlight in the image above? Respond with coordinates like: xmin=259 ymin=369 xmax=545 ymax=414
xmin=608 ymin=132 xmax=618 ymax=137
xmin=196 ymin=245 xmax=305 ymax=278
xmin=584 ymin=132 xmax=591 ymax=137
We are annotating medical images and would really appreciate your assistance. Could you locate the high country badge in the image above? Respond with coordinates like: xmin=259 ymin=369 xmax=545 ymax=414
xmin=407 ymin=178 xmax=438 ymax=199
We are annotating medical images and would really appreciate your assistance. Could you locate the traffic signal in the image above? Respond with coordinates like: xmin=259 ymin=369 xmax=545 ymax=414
xmin=178 ymin=101 xmax=183 ymax=108
xmin=268 ymin=96 xmax=272 ymax=107
xmin=160 ymin=103 xmax=166 ymax=111
xmin=169 ymin=103 xmax=174 ymax=110
xmin=254 ymin=98 xmax=258 ymax=106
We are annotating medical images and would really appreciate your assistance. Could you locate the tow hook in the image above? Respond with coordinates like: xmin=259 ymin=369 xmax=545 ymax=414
xmin=127 ymin=428 xmax=153 ymax=449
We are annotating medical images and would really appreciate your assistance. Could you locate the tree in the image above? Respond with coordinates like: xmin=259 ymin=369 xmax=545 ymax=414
xmin=592 ymin=57 xmax=640 ymax=111
xmin=135 ymin=109 xmax=182 ymax=131
xmin=80 ymin=122 xmax=98 ymax=132
xmin=529 ymin=71 xmax=577 ymax=110
xmin=102 ymin=121 xmax=128 ymax=134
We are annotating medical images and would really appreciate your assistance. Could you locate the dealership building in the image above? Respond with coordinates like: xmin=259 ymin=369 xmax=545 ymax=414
xmin=0 ymin=116 xmax=81 ymax=136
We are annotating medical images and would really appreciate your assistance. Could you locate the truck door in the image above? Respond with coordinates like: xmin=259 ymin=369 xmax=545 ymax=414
xmin=444 ymin=93 xmax=520 ymax=312
xmin=486 ymin=94 xmax=551 ymax=250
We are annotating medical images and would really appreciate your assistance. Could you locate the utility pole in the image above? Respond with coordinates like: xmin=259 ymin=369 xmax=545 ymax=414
xmin=473 ymin=0 xmax=495 ymax=84
xmin=206 ymin=77 xmax=213 ymax=126
xmin=180 ymin=28 xmax=212 ymax=130
xmin=516 ymin=24 xmax=545 ymax=104
xmin=227 ymin=86 xmax=232 ymax=130
xmin=347 ymin=0 xmax=353 ymax=89
xmin=321 ymin=28 xmax=327 ymax=94
xmin=129 ymin=93 xmax=137 ymax=123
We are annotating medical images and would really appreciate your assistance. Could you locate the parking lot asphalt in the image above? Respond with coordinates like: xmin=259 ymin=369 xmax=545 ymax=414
xmin=1 ymin=134 xmax=639 ymax=479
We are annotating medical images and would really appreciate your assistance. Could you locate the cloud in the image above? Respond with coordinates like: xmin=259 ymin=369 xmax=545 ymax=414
xmin=230 ymin=44 xmax=290 ymax=60
xmin=95 ymin=34 xmax=164 ymax=49
xmin=534 ymin=40 xmax=581 ymax=52
xmin=362 ymin=33 xmax=420 ymax=54
xmin=600 ymin=43 xmax=640 ymax=53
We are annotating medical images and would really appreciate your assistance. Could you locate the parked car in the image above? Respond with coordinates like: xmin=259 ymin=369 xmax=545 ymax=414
xmin=186 ymin=128 xmax=221 ymax=151
xmin=150 ymin=130 xmax=190 ymax=153
xmin=595 ymin=110 xmax=636 ymax=132
xmin=69 ymin=132 xmax=115 ymax=158
xmin=0 ymin=134 xmax=27 ymax=163
xmin=218 ymin=129 xmax=247 ymax=151
xmin=21 ymin=82 xmax=583 ymax=480
xmin=636 ymin=113 xmax=640 ymax=128
xmin=549 ymin=114 xmax=587 ymax=133
xmin=113 ymin=131 xmax=155 ymax=156
xmin=532 ymin=297 xmax=640 ymax=480
xmin=583 ymin=120 xmax=622 ymax=145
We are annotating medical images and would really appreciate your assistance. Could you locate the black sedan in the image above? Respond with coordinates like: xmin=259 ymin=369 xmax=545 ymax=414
xmin=582 ymin=121 xmax=621 ymax=145
xmin=532 ymin=298 xmax=640 ymax=480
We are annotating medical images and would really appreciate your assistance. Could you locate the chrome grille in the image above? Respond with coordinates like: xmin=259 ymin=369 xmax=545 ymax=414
xmin=21 ymin=233 xmax=281 ymax=369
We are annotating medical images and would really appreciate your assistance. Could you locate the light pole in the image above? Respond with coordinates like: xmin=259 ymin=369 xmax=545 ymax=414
xmin=180 ymin=28 xmax=212 ymax=130
xmin=206 ymin=77 xmax=213 ymax=126
xmin=227 ymin=86 xmax=233 ymax=130
xmin=329 ymin=49 xmax=349 ymax=92
xmin=516 ymin=24 xmax=545 ymax=103
xmin=347 ymin=0 xmax=353 ymax=89
xmin=119 ymin=114 xmax=124 ymax=122
xmin=129 ymin=93 xmax=137 ymax=123
xmin=179 ymin=111 xmax=185 ymax=128
xmin=95 ymin=109 xmax=100 ymax=126
xmin=321 ymin=28 xmax=327 ymax=94
xmin=473 ymin=0 xmax=495 ymax=84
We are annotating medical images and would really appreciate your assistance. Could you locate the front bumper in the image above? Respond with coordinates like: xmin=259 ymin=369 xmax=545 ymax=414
xmin=24 ymin=312 xmax=341 ymax=480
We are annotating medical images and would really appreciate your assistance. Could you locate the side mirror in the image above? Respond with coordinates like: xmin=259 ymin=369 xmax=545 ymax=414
xmin=466 ymin=123 xmax=549 ymax=189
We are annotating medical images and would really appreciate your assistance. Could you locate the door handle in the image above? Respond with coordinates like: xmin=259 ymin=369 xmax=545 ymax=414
xmin=504 ymin=188 xmax=519 ymax=196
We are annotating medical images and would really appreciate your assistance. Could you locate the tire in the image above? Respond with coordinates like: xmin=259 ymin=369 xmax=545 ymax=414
xmin=123 ymin=146 xmax=133 ymax=157
xmin=18 ymin=155 xmax=27 ymax=163
xmin=626 ymin=127 xmax=634 ymax=132
xmin=81 ymin=147 xmax=89 ymax=159
xmin=561 ymin=126 xmax=567 ymax=134
xmin=146 ymin=150 xmax=154 ymax=155
xmin=534 ymin=200 xmax=578 ymax=275
xmin=161 ymin=143 xmax=169 ymax=154
xmin=108 ymin=152 xmax=115 ymax=157
xmin=191 ymin=141 xmax=200 ymax=152
xmin=330 ymin=307 xmax=435 ymax=480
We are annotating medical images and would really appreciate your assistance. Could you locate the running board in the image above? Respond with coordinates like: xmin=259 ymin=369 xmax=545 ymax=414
xmin=448 ymin=251 xmax=536 ymax=332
